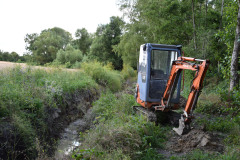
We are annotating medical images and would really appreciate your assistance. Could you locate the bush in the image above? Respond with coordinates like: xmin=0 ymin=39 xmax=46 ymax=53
xmin=65 ymin=61 xmax=71 ymax=68
xmin=72 ymin=61 xmax=82 ymax=69
xmin=81 ymin=61 xmax=122 ymax=92
xmin=121 ymin=64 xmax=137 ymax=80
xmin=56 ymin=45 xmax=83 ymax=65
xmin=44 ymin=60 xmax=62 ymax=68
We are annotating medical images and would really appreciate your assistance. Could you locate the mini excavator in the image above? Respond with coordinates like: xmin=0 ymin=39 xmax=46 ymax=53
xmin=134 ymin=43 xmax=210 ymax=135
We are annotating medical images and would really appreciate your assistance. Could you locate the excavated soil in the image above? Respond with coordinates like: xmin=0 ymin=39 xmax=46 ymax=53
xmin=166 ymin=129 xmax=224 ymax=153
xmin=158 ymin=121 xmax=225 ymax=159
xmin=158 ymin=96 xmax=225 ymax=159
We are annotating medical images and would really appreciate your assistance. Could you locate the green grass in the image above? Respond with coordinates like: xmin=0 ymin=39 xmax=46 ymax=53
xmin=72 ymin=92 xmax=169 ymax=160
xmin=0 ymin=66 xmax=97 ymax=159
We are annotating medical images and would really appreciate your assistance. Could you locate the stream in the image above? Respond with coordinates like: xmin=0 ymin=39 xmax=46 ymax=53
xmin=54 ymin=118 xmax=86 ymax=159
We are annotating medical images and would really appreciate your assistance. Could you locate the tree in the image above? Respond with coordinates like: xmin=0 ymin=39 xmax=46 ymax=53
xmin=218 ymin=0 xmax=238 ymax=81
xmin=116 ymin=0 xmax=224 ymax=71
xmin=74 ymin=28 xmax=92 ymax=55
xmin=25 ymin=27 xmax=72 ymax=64
xmin=24 ymin=33 xmax=39 ymax=51
xmin=0 ymin=50 xmax=20 ymax=62
xmin=89 ymin=16 xmax=124 ymax=70
xmin=116 ymin=0 xmax=194 ymax=67
xmin=10 ymin=52 xmax=20 ymax=62
xmin=230 ymin=0 xmax=240 ymax=91
xmin=192 ymin=0 xmax=197 ymax=50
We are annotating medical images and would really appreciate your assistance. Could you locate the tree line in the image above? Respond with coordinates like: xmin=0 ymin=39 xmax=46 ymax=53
xmin=24 ymin=16 xmax=123 ymax=70
xmin=0 ymin=50 xmax=24 ymax=62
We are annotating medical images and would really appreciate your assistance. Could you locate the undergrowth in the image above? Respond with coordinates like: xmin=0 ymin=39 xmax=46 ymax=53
xmin=72 ymin=92 xmax=169 ymax=159
xmin=0 ymin=66 xmax=97 ymax=159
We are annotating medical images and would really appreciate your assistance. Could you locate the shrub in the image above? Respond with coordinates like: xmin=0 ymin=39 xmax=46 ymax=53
xmin=72 ymin=61 xmax=82 ymax=69
xmin=56 ymin=45 xmax=83 ymax=65
xmin=44 ymin=60 xmax=62 ymax=68
xmin=121 ymin=64 xmax=137 ymax=80
xmin=81 ymin=61 xmax=122 ymax=92
xmin=65 ymin=61 xmax=71 ymax=68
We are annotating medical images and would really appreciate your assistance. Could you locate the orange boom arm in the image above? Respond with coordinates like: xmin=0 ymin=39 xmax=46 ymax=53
xmin=155 ymin=56 xmax=210 ymax=123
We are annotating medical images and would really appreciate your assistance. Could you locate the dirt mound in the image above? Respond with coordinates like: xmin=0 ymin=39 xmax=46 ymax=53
xmin=166 ymin=129 xmax=224 ymax=153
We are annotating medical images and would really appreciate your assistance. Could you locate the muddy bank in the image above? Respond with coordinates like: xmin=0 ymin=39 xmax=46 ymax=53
xmin=40 ymin=89 xmax=99 ymax=157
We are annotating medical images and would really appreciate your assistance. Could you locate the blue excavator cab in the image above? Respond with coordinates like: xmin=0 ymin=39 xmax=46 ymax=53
xmin=137 ymin=43 xmax=182 ymax=108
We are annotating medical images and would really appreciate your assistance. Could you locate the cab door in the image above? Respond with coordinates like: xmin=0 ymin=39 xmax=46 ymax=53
xmin=148 ymin=49 xmax=178 ymax=102
xmin=137 ymin=45 xmax=148 ymax=101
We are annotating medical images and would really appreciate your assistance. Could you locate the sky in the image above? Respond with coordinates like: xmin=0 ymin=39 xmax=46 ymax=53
xmin=0 ymin=0 xmax=123 ymax=55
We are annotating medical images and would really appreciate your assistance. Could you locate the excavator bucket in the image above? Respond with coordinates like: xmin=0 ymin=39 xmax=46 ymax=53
xmin=173 ymin=115 xmax=191 ymax=135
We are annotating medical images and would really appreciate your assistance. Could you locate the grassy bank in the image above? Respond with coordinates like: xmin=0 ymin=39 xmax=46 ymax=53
xmin=72 ymin=92 xmax=169 ymax=160
xmin=0 ymin=67 xmax=98 ymax=159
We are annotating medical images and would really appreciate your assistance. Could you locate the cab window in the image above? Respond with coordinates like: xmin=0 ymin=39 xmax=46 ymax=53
xmin=151 ymin=50 xmax=177 ymax=80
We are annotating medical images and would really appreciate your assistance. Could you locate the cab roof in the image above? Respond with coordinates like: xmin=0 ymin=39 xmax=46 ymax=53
xmin=148 ymin=43 xmax=182 ymax=50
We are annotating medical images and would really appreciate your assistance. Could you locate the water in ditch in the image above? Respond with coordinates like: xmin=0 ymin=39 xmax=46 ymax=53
xmin=54 ymin=118 xmax=86 ymax=159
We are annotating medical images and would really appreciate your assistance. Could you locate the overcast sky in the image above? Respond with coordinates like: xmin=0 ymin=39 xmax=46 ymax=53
xmin=0 ymin=0 xmax=122 ymax=55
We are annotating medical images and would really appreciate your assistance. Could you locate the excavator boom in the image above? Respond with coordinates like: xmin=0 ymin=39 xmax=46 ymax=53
xmin=155 ymin=56 xmax=210 ymax=135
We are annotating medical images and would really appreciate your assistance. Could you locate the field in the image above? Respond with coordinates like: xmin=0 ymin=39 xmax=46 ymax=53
xmin=0 ymin=61 xmax=80 ymax=72
xmin=0 ymin=61 xmax=27 ymax=70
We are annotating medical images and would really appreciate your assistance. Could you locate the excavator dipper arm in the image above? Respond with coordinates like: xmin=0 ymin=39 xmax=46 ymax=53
xmin=155 ymin=56 xmax=210 ymax=135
